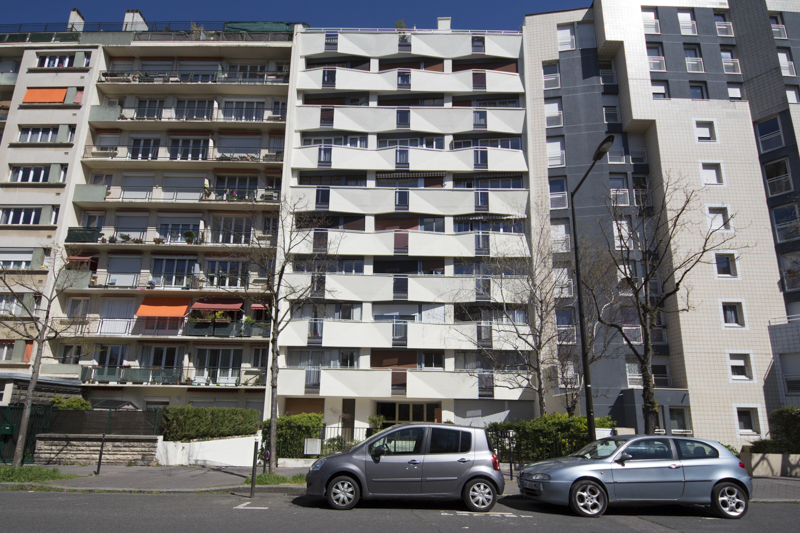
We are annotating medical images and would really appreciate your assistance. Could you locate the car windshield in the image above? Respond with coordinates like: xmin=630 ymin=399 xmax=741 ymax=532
xmin=350 ymin=426 xmax=394 ymax=453
xmin=571 ymin=439 xmax=629 ymax=459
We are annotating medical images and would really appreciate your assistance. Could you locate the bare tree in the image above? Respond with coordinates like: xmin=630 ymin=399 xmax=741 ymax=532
xmin=0 ymin=246 xmax=89 ymax=466
xmin=207 ymin=196 xmax=337 ymax=473
xmin=588 ymin=173 xmax=740 ymax=434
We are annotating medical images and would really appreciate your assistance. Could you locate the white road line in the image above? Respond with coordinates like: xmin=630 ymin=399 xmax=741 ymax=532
xmin=234 ymin=502 xmax=270 ymax=510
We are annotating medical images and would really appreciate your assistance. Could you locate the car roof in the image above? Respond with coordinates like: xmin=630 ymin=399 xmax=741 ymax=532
xmin=599 ymin=435 xmax=722 ymax=446
xmin=386 ymin=422 xmax=483 ymax=430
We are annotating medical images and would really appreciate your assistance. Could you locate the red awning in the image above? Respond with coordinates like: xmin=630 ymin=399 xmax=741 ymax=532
xmin=191 ymin=298 xmax=244 ymax=311
xmin=136 ymin=297 xmax=192 ymax=317
xmin=250 ymin=303 xmax=269 ymax=310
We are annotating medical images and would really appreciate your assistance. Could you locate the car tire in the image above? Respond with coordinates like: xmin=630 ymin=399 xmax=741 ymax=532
xmin=569 ymin=479 xmax=607 ymax=518
xmin=462 ymin=478 xmax=497 ymax=512
xmin=711 ymin=482 xmax=748 ymax=519
xmin=326 ymin=475 xmax=360 ymax=511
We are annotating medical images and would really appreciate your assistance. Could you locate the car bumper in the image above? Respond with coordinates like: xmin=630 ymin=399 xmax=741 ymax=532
xmin=518 ymin=478 xmax=571 ymax=506
xmin=305 ymin=470 xmax=325 ymax=497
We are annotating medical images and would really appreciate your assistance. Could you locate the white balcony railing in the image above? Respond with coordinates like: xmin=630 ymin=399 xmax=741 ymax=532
xmin=610 ymin=189 xmax=630 ymax=206
xmin=555 ymin=279 xmax=573 ymax=298
xmin=550 ymin=192 xmax=568 ymax=210
xmin=546 ymin=112 xmax=563 ymax=128
xmin=722 ymin=59 xmax=741 ymax=74
xmin=544 ymin=73 xmax=560 ymax=90
xmin=603 ymin=106 xmax=620 ymax=124
xmin=622 ymin=326 xmax=643 ymax=344
xmin=686 ymin=57 xmax=705 ymax=73
xmin=548 ymin=150 xmax=565 ymax=167
xmin=607 ymin=148 xmax=625 ymax=164
xmin=648 ymin=56 xmax=666 ymax=72
xmin=781 ymin=61 xmax=797 ymax=77
xmin=776 ymin=221 xmax=800 ymax=243
xmin=643 ymin=20 xmax=660 ymax=35
xmin=557 ymin=325 xmax=576 ymax=344
xmin=627 ymin=372 xmax=671 ymax=388
xmin=629 ymin=149 xmax=647 ymax=164
xmin=558 ymin=35 xmax=576 ymax=51
xmin=773 ymin=24 xmax=788 ymax=40
xmin=552 ymin=235 xmax=570 ymax=253
xmin=767 ymin=174 xmax=793 ymax=197
xmin=600 ymin=69 xmax=616 ymax=85
xmin=680 ymin=21 xmax=697 ymax=36
xmin=716 ymin=22 xmax=734 ymax=37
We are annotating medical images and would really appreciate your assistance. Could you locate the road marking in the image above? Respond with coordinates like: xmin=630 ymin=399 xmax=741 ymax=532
xmin=234 ymin=502 xmax=270 ymax=510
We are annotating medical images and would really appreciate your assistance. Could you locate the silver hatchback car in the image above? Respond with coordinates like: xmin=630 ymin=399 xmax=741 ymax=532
xmin=306 ymin=423 xmax=505 ymax=511
xmin=519 ymin=435 xmax=752 ymax=519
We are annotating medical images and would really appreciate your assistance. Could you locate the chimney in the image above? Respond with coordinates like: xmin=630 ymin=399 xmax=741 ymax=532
xmin=123 ymin=9 xmax=148 ymax=32
xmin=437 ymin=17 xmax=451 ymax=31
xmin=68 ymin=8 xmax=85 ymax=31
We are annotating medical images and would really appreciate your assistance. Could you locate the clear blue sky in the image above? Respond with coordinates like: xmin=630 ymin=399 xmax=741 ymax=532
xmin=5 ymin=0 xmax=593 ymax=31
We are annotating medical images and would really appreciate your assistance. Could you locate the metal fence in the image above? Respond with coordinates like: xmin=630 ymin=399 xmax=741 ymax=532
xmin=0 ymin=406 xmax=53 ymax=464
xmin=266 ymin=423 xmax=375 ymax=458
xmin=486 ymin=430 xmax=588 ymax=464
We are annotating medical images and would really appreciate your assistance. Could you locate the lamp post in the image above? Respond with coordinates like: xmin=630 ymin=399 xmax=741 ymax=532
xmin=569 ymin=134 xmax=615 ymax=443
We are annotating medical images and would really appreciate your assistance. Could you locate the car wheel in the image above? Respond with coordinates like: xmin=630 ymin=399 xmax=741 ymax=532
xmin=463 ymin=478 xmax=496 ymax=512
xmin=326 ymin=475 xmax=360 ymax=510
xmin=711 ymin=482 xmax=748 ymax=519
xmin=569 ymin=480 xmax=607 ymax=518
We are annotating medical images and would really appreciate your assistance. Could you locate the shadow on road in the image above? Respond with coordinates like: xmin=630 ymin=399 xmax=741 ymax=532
xmin=501 ymin=495 xmax=716 ymax=519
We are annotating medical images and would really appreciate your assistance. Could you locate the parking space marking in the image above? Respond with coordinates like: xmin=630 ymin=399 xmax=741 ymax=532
xmin=234 ymin=502 xmax=270 ymax=510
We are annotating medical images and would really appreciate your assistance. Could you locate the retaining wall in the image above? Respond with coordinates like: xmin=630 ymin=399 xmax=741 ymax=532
xmin=34 ymin=434 xmax=158 ymax=466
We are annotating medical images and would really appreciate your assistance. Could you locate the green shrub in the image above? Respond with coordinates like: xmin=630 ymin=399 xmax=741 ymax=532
xmin=262 ymin=412 xmax=323 ymax=459
xmin=722 ymin=444 xmax=740 ymax=458
xmin=245 ymin=472 xmax=307 ymax=485
xmin=750 ymin=439 xmax=794 ymax=454
xmin=50 ymin=396 xmax=92 ymax=410
xmin=769 ymin=406 xmax=800 ymax=452
xmin=0 ymin=466 xmax=78 ymax=483
xmin=160 ymin=406 xmax=261 ymax=442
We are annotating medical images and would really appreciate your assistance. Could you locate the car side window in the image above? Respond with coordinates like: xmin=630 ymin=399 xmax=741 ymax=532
xmin=428 ymin=428 xmax=472 ymax=454
xmin=676 ymin=440 xmax=719 ymax=460
xmin=369 ymin=427 xmax=425 ymax=455
xmin=623 ymin=438 xmax=673 ymax=460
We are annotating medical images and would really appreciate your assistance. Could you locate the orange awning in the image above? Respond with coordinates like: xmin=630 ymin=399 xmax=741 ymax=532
xmin=136 ymin=297 xmax=191 ymax=317
xmin=23 ymin=88 xmax=67 ymax=104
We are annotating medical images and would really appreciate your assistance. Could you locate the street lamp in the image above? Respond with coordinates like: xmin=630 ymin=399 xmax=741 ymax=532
xmin=569 ymin=134 xmax=615 ymax=443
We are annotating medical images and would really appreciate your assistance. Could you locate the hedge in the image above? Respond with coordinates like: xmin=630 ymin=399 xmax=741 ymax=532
xmin=160 ymin=406 xmax=261 ymax=442
xmin=262 ymin=413 xmax=324 ymax=458
xmin=50 ymin=396 xmax=92 ymax=410
xmin=749 ymin=406 xmax=800 ymax=455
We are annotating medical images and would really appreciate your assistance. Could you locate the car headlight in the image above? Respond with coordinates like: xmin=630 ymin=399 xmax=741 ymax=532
xmin=310 ymin=458 xmax=326 ymax=471
xmin=530 ymin=473 xmax=551 ymax=480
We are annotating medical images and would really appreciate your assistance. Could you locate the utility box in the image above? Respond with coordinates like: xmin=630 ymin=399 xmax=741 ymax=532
xmin=304 ymin=438 xmax=321 ymax=456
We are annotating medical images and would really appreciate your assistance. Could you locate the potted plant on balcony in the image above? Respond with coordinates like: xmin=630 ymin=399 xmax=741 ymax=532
xmin=227 ymin=190 xmax=238 ymax=201
xmin=107 ymin=235 xmax=117 ymax=244
xmin=153 ymin=237 xmax=165 ymax=245
xmin=132 ymin=238 xmax=143 ymax=244
xmin=183 ymin=230 xmax=196 ymax=245
xmin=118 ymin=233 xmax=131 ymax=243
xmin=213 ymin=310 xmax=230 ymax=323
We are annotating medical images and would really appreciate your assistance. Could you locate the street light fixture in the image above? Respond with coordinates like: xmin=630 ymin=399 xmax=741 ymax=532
xmin=569 ymin=134 xmax=615 ymax=443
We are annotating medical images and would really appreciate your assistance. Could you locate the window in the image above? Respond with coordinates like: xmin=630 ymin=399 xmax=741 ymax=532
xmin=419 ymin=352 xmax=444 ymax=369
xmin=151 ymin=258 xmax=196 ymax=287
xmin=603 ymin=95 xmax=620 ymax=123
xmin=728 ymin=353 xmax=753 ymax=381
xmin=37 ymin=54 xmax=75 ymax=68
xmin=642 ymin=8 xmax=660 ymax=34
xmin=429 ymin=428 xmax=471 ymax=454
xmin=695 ymin=121 xmax=716 ymax=142
xmin=397 ymin=70 xmax=411 ymax=89
xmin=1 ymin=207 xmax=41 ymax=225
xmin=57 ymin=345 xmax=82 ymax=365
xmin=757 ymin=117 xmax=783 ymax=152
xmin=10 ymin=166 xmax=49 ymax=183
xmin=473 ymin=110 xmax=487 ymax=129
xmin=736 ymin=408 xmax=759 ymax=435
xmin=369 ymin=427 xmax=425 ymax=455
xmin=722 ymin=302 xmax=745 ymax=328
xmin=471 ymin=36 xmax=485 ymax=53
xmin=651 ymin=81 xmax=669 ymax=99
xmin=624 ymin=438 xmax=673 ymax=460
xmin=551 ymin=220 xmax=570 ymax=252
xmin=135 ymin=99 xmax=164 ymax=120
xmin=764 ymin=159 xmax=792 ymax=197
xmin=169 ymin=138 xmax=209 ymax=161
xmin=773 ymin=204 xmax=800 ymax=242
xmin=715 ymin=12 xmax=734 ymax=37
xmin=787 ymin=87 xmax=800 ymax=104
xmin=549 ymin=178 xmax=567 ymax=210
xmin=676 ymin=440 xmax=719 ymax=460
xmin=614 ymin=216 xmax=633 ymax=250
xmin=781 ymin=253 xmax=800 ymax=291
xmin=778 ymin=49 xmax=796 ymax=77
xmin=684 ymin=46 xmax=704 ymax=73
xmin=647 ymin=45 xmax=666 ymax=71
xmin=599 ymin=59 xmax=616 ymax=84
xmin=18 ymin=127 xmax=59 ymax=143
xmin=577 ymin=23 xmax=595 ymax=49
xmin=690 ymin=83 xmax=708 ymax=100
xmin=0 ymin=342 xmax=12 ymax=361
xmin=708 ymin=207 xmax=731 ymax=231
xmin=677 ymin=10 xmax=697 ymax=36
xmin=211 ymin=215 xmax=252 ymax=244
xmin=547 ymin=137 xmax=565 ymax=167
xmin=771 ymin=14 xmax=787 ymax=39
xmin=609 ymin=174 xmax=629 ymax=206
xmin=728 ymin=84 xmax=743 ymax=100
xmin=715 ymin=253 xmax=738 ymax=278
xmin=557 ymin=24 xmax=575 ymax=51
xmin=721 ymin=48 xmax=740 ymax=74
xmin=0 ymin=249 xmax=33 ymax=269
xmin=129 ymin=137 xmax=160 ymax=160
xmin=701 ymin=163 xmax=723 ymax=185
xmin=0 ymin=294 xmax=22 ymax=316
xmin=780 ymin=353 xmax=800 ymax=394
xmin=419 ymin=217 xmax=444 ymax=233
xmin=51 ymin=206 xmax=59 ymax=225
xmin=65 ymin=297 xmax=90 ymax=317
xmin=556 ymin=309 xmax=576 ymax=344
xmin=222 ymin=100 xmax=265 ymax=122
xmin=206 ymin=260 xmax=246 ymax=288
xmin=543 ymin=62 xmax=560 ymax=90
xmin=59 ymin=165 xmax=68 ymax=183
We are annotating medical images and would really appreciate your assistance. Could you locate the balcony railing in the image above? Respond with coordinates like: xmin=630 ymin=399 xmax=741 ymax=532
xmin=648 ymin=57 xmax=666 ymax=72
xmin=61 ymin=317 xmax=270 ymax=338
xmin=545 ymin=112 xmax=563 ymax=128
xmin=550 ymin=191 xmax=568 ymax=210
xmin=722 ymin=59 xmax=741 ymax=74
xmin=83 ymin=145 xmax=284 ymax=163
xmin=776 ymin=221 xmax=800 ymax=243
xmin=767 ymin=174 xmax=792 ymax=197
xmin=643 ymin=20 xmax=660 ymax=35
xmin=552 ymin=235 xmax=570 ymax=253
xmin=543 ymin=73 xmax=560 ymax=90
xmin=685 ymin=57 xmax=704 ymax=73
xmin=627 ymin=372 xmax=671 ymax=388
xmin=115 ymin=106 xmax=287 ymax=123
xmin=634 ymin=189 xmax=652 ymax=207
xmin=607 ymin=148 xmax=625 ymax=164
xmin=773 ymin=24 xmax=788 ymax=40
xmin=66 ymin=226 xmax=270 ymax=246
xmin=600 ymin=69 xmax=616 ymax=85
xmin=87 ymin=186 xmax=279 ymax=203
xmin=716 ymin=22 xmax=734 ymax=37
xmin=557 ymin=325 xmax=576 ymax=345
xmin=555 ymin=279 xmax=573 ymax=298
xmin=603 ymin=106 xmax=620 ymax=124
xmin=610 ymin=189 xmax=630 ymax=206
xmin=622 ymin=325 xmax=643 ymax=344
xmin=548 ymin=150 xmax=565 ymax=167
xmin=680 ymin=21 xmax=697 ymax=36
xmin=98 ymin=70 xmax=289 ymax=84
xmin=781 ymin=61 xmax=797 ymax=77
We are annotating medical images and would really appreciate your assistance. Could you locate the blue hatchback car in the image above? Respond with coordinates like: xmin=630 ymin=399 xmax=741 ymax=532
xmin=519 ymin=435 xmax=752 ymax=518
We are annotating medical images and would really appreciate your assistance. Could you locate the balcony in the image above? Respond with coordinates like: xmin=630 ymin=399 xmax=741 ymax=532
xmin=105 ymin=105 xmax=287 ymax=124
xmin=552 ymin=235 xmax=570 ymax=253
xmin=557 ymin=325 xmax=576 ymax=345
xmin=630 ymin=149 xmax=647 ymax=164
xmin=643 ymin=20 xmax=661 ymax=35
xmin=98 ymin=70 xmax=289 ymax=85
xmin=781 ymin=61 xmax=797 ymax=77
xmin=773 ymin=24 xmax=788 ymax=40
xmin=648 ymin=57 xmax=666 ymax=72
xmin=65 ymin=226 xmax=271 ymax=247
xmin=82 ymin=145 xmax=284 ymax=164
xmin=680 ymin=21 xmax=697 ymax=36
xmin=550 ymin=191 xmax=568 ymax=210
xmin=60 ymin=317 xmax=269 ymax=338
xmin=767 ymin=173 xmax=792 ymax=197
xmin=685 ymin=57 xmax=705 ymax=73
xmin=607 ymin=148 xmax=625 ymax=164
xmin=627 ymin=371 xmax=671 ymax=388
xmin=545 ymin=111 xmax=563 ymax=128
xmin=548 ymin=150 xmax=565 ymax=168
xmin=610 ymin=189 xmax=630 ymax=206
xmin=543 ymin=73 xmax=560 ymax=90
xmin=716 ymin=22 xmax=734 ymax=37
xmin=722 ymin=59 xmax=741 ymax=74
xmin=0 ymin=72 xmax=19 ymax=86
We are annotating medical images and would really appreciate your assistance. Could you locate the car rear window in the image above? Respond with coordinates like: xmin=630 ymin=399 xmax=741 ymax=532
xmin=429 ymin=428 xmax=472 ymax=454
xmin=675 ymin=440 xmax=719 ymax=460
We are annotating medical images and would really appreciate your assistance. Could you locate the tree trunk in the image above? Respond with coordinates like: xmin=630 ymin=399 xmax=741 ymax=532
xmin=268 ymin=318 xmax=280 ymax=474
xmin=12 ymin=323 xmax=48 ymax=467
xmin=640 ymin=361 xmax=658 ymax=434
xmin=536 ymin=365 xmax=547 ymax=417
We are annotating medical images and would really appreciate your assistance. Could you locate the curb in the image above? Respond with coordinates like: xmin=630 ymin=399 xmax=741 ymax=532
xmin=0 ymin=482 xmax=307 ymax=495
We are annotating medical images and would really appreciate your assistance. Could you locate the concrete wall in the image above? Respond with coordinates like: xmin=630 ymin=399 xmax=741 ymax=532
xmin=156 ymin=434 xmax=261 ymax=467
xmin=35 ymin=434 xmax=158 ymax=466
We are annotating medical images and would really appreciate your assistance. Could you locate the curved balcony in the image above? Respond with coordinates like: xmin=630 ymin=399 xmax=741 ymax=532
xmin=88 ymin=104 xmax=286 ymax=129
xmin=65 ymin=226 xmax=276 ymax=248
xmin=56 ymin=317 xmax=270 ymax=339
xmin=296 ymin=105 xmax=525 ymax=135
xmin=82 ymin=145 xmax=284 ymax=167
xmin=298 ymin=67 xmax=523 ymax=94
xmin=80 ymin=365 xmax=266 ymax=387
xmin=292 ymin=145 xmax=527 ymax=172
xmin=71 ymin=184 xmax=280 ymax=209
xmin=97 ymin=70 xmax=290 ymax=97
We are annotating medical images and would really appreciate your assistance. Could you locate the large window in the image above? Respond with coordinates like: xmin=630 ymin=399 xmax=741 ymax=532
xmin=206 ymin=260 xmax=246 ymax=288
xmin=194 ymin=348 xmax=242 ymax=385
xmin=773 ymin=204 xmax=800 ymax=242
xmin=59 ymin=345 xmax=84 ymax=365
xmin=37 ymin=54 xmax=76 ymax=68
xmin=764 ymin=159 xmax=793 ymax=197
xmin=368 ymin=427 xmax=425 ymax=455
xmin=151 ymin=258 xmax=196 ymax=288
xmin=169 ymin=138 xmax=209 ymax=160
xmin=176 ymin=99 xmax=213 ymax=120
xmin=1 ymin=207 xmax=41 ymax=225
xmin=10 ymin=167 xmax=49 ymax=183
xmin=140 ymin=345 xmax=183 ymax=368
xmin=757 ymin=117 xmax=784 ymax=152
xmin=18 ymin=127 xmax=61 ymax=143
xmin=0 ymin=249 xmax=33 ymax=269
xmin=129 ymin=137 xmax=160 ymax=160
xmin=135 ymin=99 xmax=164 ymax=120
xmin=222 ymin=100 xmax=265 ymax=122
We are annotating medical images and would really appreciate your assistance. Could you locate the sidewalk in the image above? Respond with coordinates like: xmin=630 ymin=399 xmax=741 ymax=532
xmin=2 ymin=465 xmax=798 ymax=501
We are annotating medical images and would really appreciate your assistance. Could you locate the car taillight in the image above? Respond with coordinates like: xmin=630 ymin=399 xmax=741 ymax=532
xmin=492 ymin=453 xmax=500 ymax=471
xmin=739 ymin=462 xmax=746 ymax=469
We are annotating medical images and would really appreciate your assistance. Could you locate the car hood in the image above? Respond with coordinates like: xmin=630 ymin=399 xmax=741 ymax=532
xmin=521 ymin=456 xmax=602 ymax=473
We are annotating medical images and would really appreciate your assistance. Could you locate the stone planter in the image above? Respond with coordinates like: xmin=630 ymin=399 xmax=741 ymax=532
xmin=740 ymin=452 xmax=800 ymax=477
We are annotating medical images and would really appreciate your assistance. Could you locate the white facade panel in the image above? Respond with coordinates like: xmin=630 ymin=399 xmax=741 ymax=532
xmin=408 ymin=276 xmax=476 ymax=303
xmin=276 ymin=368 xmax=307 ymax=395
xmin=327 ymin=274 xmax=393 ymax=302
xmin=329 ymin=187 xmax=395 ymax=214
xmin=338 ymin=33 xmax=400 ymax=57
xmin=320 ymin=368 xmax=392 ymax=397
xmin=408 ymin=231 xmax=475 ymax=257
xmin=407 ymin=323 xmax=477 ymax=350
xmin=485 ymin=34 xmax=523 ymax=58
xmin=410 ymin=33 xmax=473 ymax=58
xmin=407 ymin=370 xmax=480 ymax=399
xmin=409 ymin=189 xmax=475 ymax=215
xmin=488 ymin=190 xmax=529 ymax=217
xmin=334 ymin=230 xmax=395 ymax=256
xmin=321 ymin=321 xmax=393 ymax=348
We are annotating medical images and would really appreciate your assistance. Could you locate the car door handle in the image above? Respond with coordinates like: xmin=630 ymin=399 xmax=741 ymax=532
xmin=668 ymin=464 xmax=681 ymax=469
xmin=408 ymin=460 xmax=420 ymax=465
xmin=457 ymin=458 xmax=470 ymax=463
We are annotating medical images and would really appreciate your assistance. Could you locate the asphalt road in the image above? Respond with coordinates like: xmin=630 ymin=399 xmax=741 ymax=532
xmin=1 ymin=491 xmax=797 ymax=533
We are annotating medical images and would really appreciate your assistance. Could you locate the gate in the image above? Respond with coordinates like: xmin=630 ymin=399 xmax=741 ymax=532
xmin=0 ymin=406 xmax=52 ymax=464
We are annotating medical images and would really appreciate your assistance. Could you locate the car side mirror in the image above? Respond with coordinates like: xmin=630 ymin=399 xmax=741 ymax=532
xmin=372 ymin=445 xmax=386 ymax=457
xmin=617 ymin=453 xmax=633 ymax=464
